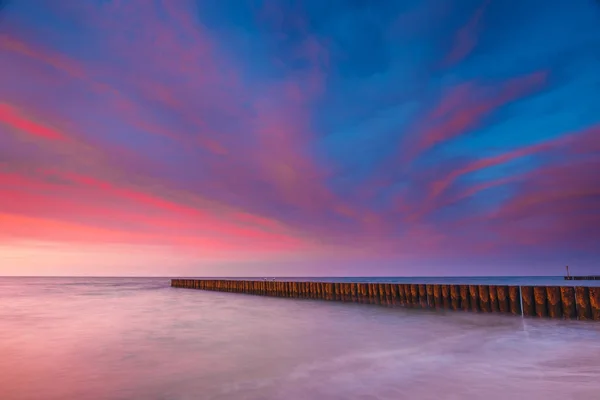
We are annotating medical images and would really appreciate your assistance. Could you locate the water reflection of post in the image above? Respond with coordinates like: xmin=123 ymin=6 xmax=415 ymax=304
xmin=516 ymin=286 xmax=531 ymax=338
xmin=519 ymin=310 xmax=531 ymax=338
xmin=519 ymin=286 xmax=524 ymax=317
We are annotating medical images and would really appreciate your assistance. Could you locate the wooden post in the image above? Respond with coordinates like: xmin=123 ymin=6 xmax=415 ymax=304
xmin=576 ymin=286 xmax=592 ymax=320
xmin=366 ymin=283 xmax=373 ymax=304
xmin=508 ymin=286 xmax=521 ymax=315
xmin=426 ymin=285 xmax=435 ymax=308
xmin=359 ymin=283 xmax=367 ymax=303
xmin=365 ymin=283 xmax=372 ymax=303
xmin=546 ymin=287 xmax=562 ymax=318
xmin=459 ymin=285 xmax=470 ymax=311
xmin=478 ymin=285 xmax=490 ymax=312
xmin=418 ymin=284 xmax=427 ymax=308
xmin=410 ymin=284 xmax=419 ymax=307
xmin=450 ymin=285 xmax=460 ymax=310
xmin=390 ymin=284 xmax=399 ymax=306
xmin=589 ymin=287 xmax=600 ymax=321
xmin=398 ymin=283 xmax=408 ymax=307
xmin=350 ymin=283 xmax=358 ymax=302
xmin=324 ymin=282 xmax=330 ymax=301
xmin=489 ymin=285 xmax=500 ymax=313
xmin=337 ymin=283 xmax=344 ymax=301
xmin=384 ymin=284 xmax=392 ymax=306
xmin=363 ymin=283 xmax=370 ymax=303
xmin=469 ymin=285 xmax=480 ymax=312
xmin=380 ymin=284 xmax=388 ymax=306
xmin=433 ymin=285 xmax=442 ymax=308
xmin=441 ymin=285 xmax=450 ymax=309
xmin=521 ymin=286 xmax=535 ymax=317
xmin=533 ymin=286 xmax=549 ymax=318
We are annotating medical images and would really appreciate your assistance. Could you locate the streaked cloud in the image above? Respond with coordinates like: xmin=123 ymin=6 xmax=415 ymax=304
xmin=1 ymin=0 xmax=598 ymax=275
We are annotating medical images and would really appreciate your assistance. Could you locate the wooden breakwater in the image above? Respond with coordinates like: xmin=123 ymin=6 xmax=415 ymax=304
xmin=564 ymin=276 xmax=600 ymax=281
xmin=170 ymin=279 xmax=600 ymax=321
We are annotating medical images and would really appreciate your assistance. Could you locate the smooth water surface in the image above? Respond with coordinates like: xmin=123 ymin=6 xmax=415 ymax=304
xmin=194 ymin=276 xmax=600 ymax=286
xmin=1 ymin=277 xmax=600 ymax=400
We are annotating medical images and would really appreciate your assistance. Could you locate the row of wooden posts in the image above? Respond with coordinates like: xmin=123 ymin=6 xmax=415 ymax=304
xmin=170 ymin=279 xmax=600 ymax=321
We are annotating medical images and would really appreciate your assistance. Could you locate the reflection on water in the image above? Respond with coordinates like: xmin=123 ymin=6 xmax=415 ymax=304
xmin=1 ymin=277 xmax=600 ymax=400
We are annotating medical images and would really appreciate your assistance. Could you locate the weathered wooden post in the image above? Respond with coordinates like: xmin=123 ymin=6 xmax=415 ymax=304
xmin=441 ymin=285 xmax=450 ymax=309
xmin=469 ymin=285 xmax=480 ymax=312
xmin=450 ymin=285 xmax=460 ymax=310
xmin=478 ymin=285 xmax=491 ymax=312
xmin=521 ymin=286 xmax=535 ymax=317
xmin=372 ymin=283 xmax=381 ymax=304
xmin=350 ymin=283 xmax=357 ymax=302
xmin=345 ymin=283 xmax=353 ymax=302
xmin=410 ymin=284 xmax=419 ymax=307
xmin=433 ymin=285 xmax=443 ymax=308
xmin=366 ymin=283 xmax=373 ymax=304
xmin=399 ymin=284 xmax=408 ymax=306
xmin=509 ymin=286 xmax=521 ymax=315
xmin=418 ymin=284 xmax=427 ymax=308
xmin=590 ymin=287 xmax=600 ymax=321
xmin=489 ymin=285 xmax=499 ymax=313
xmin=426 ymin=285 xmax=435 ymax=308
xmin=576 ymin=286 xmax=592 ymax=320
xmin=365 ymin=283 xmax=372 ymax=303
xmin=459 ymin=285 xmax=470 ymax=311
xmin=384 ymin=284 xmax=392 ymax=306
xmin=390 ymin=284 xmax=399 ymax=306
xmin=356 ymin=283 xmax=365 ymax=303
xmin=546 ymin=287 xmax=562 ymax=318
xmin=378 ymin=284 xmax=385 ymax=304
xmin=533 ymin=286 xmax=548 ymax=318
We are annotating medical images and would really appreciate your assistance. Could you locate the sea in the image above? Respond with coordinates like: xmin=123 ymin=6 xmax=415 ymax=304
xmin=1 ymin=276 xmax=600 ymax=400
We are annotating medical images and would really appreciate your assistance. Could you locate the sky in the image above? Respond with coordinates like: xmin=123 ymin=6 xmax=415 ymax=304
xmin=1 ymin=0 xmax=599 ymax=277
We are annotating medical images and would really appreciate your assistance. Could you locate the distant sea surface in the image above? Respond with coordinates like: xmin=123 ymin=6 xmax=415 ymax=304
xmin=2 ymin=277 xmax=600 ymax=400
xmin=198 ymin=276 xmax=600 ymax=286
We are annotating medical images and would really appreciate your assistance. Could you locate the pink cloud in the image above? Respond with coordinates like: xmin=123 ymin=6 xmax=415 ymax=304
xmin=408 ymin=71 xmax=548 ymax=162
xmin=0 ymin=168 xmax=310 ymax=254
xmin=443 ymin=0 xmax=490 ymax=66
xmin=0 ymin=103 xmax=68 ymax=141
xmin=0 ymin=35 xmax=84 ymax=78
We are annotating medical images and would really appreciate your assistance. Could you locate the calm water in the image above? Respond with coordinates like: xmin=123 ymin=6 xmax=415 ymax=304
xmin=198 ymin=276 xmax=600 ymax=286
xmin=2 ymin=277 xmax=600 ymax=400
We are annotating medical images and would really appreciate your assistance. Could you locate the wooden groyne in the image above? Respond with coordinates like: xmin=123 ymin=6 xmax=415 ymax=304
xmin=170 ymin=279 xmax=600 ymax=321
xmin=564 ymin=276 xmax=600 ymax=281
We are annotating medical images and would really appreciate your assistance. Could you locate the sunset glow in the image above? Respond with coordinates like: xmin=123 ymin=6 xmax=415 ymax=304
xmin=1 ymin=0 xmax=599 ymax=276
